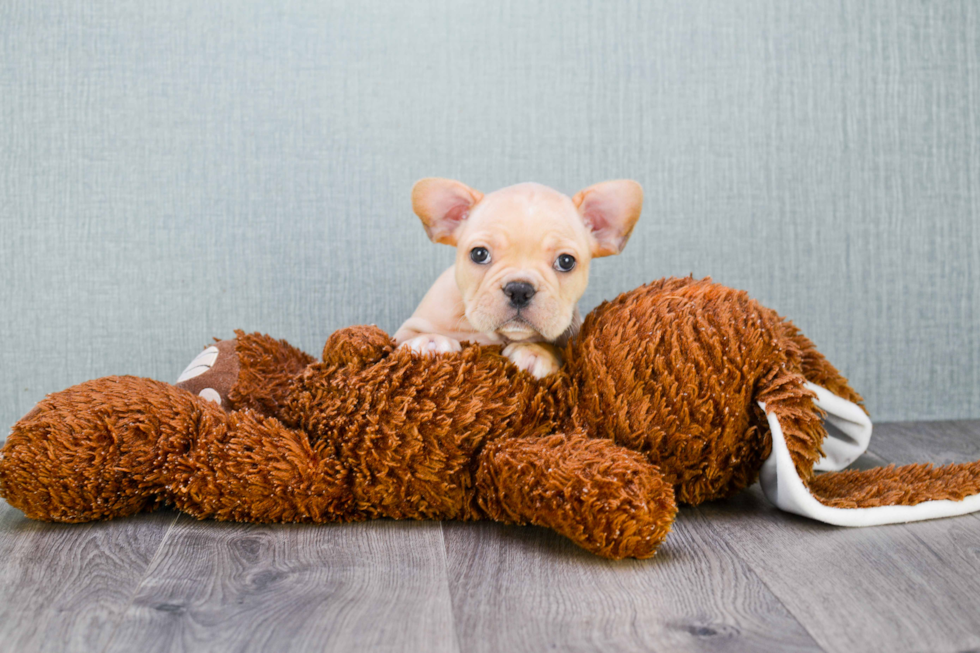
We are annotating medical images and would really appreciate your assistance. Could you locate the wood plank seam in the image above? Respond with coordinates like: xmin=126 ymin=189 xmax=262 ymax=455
xmin=688 ymin=505 xmax=832 ymax=653
xmin=98 ymin=511 xmax=182 ymax=653
xmin=437 ymin=522 xmax=465 ymax=653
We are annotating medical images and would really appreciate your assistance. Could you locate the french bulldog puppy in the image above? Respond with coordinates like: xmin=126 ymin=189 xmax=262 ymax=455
xmin=394 ymin=179 xmax=643 ymax=378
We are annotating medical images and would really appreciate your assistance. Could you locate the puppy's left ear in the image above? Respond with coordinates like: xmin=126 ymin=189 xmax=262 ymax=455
xmin=572 ymin=180 xmax=643 ymax=257
xmin=411 ymin=178 xmax=484 ymax=246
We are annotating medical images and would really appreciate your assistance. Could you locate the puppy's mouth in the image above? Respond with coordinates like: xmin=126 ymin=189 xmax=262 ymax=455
xmin=495 ymin=314 xmax=539 ymax=341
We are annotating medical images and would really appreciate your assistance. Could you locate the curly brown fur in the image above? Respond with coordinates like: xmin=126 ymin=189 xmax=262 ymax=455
xmin=0 ymin=350 xmax=672 ymax=558
xmin=777 ymin=321 xmax=866 ymax=410
xmin=228 ymin=329 xmax=315 ymax=417
xmin=280 ymin=339 xmax=565 ymax=521
xmin=0 ymin=376 xmax=357 ymax=524
xmin=476 ymin=433 xmax=677 ymax=558
xmin=2 ymin=277 xmax=977 ymax=559
xmin=563 ymin=277 xmax=830 ymax=502
xmin=808 ymin=462 xmax=980 ymax=508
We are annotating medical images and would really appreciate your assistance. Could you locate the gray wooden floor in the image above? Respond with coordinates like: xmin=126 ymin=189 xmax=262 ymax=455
xmin=1 ymin=420 xmax=979 ymax=653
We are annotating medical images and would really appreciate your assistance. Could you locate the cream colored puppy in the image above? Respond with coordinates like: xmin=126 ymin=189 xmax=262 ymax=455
xmin=394 ymin=179 xmax=643 ymax=378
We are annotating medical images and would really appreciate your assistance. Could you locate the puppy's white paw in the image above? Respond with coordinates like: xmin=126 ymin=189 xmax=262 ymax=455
xmin=400 ymin=333 xmax=463 ymax=356
xmin=502 ymin=343 xmax=561 ymax=379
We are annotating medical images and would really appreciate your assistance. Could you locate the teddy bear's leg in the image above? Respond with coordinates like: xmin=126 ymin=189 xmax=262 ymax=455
xmin=175 ymin=331 xmax=315 ymax=418
xmin=162 ymin=405 xmax=357 ymax=523
xmin=0 ymin=376 xmax=209 ymax=522
xmin=474 ymin=433 xmax=677 ymax=559
xmin=0 ymin=375 xmax=356 ymax=524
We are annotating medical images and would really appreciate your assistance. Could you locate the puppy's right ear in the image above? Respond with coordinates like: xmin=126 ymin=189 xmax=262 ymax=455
xmin=411 ymin=178 xmax=484 ymax=246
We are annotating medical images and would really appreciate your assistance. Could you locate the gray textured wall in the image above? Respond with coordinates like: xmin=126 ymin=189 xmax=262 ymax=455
xmin=1 ymin=0 xmax=978 ymax=429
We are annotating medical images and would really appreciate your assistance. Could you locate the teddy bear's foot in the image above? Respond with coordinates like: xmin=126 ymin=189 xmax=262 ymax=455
xmin=175 ymin=339 xmax=240 ymax=410
xmin=476 ymin=432 xmax=677 ymax=559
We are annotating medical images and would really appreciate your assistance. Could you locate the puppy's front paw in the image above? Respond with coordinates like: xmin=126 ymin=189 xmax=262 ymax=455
xmin=502 ymin=343 xmax=561 ymax=379
xmin=400 ymin=333 xmax=463 ymax=356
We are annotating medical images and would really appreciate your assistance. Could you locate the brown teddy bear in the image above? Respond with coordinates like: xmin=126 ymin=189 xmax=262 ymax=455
xmin=2 ymin=277 xmax=978 ymax=559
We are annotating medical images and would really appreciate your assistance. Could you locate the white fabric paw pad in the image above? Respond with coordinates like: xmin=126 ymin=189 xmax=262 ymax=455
xmin=198 ymin=388 xmax=222 ymax=405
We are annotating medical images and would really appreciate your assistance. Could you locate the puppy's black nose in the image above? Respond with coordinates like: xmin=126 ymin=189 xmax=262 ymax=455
xmin=503 ymin=281 xmax=536 ymax=308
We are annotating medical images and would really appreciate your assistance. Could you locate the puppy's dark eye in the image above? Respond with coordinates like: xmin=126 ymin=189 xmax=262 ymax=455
xmin=470 ymin=247 xmax=491 ymax=264
xmin=555 ymin=254 xmax=576 ymax=272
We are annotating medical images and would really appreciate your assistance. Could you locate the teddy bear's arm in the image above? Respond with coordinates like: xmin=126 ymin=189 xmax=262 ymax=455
xmin=474 ymin=432 xmax=677 ymax=559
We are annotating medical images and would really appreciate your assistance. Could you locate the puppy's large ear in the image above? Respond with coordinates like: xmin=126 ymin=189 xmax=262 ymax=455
xmin=572 ymin=180 xmax=643 ymax=257
xmin=411 ymin=178 xmax=484 ymax=246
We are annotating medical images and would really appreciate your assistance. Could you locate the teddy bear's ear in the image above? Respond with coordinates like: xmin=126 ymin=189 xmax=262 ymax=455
xmin=323 ymin=326 xmax=393 ymax=367
xmin=572 ymin=180 xmax=643 ymax=258
xmin=411 ymin=178 xmax=484 ymax=246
